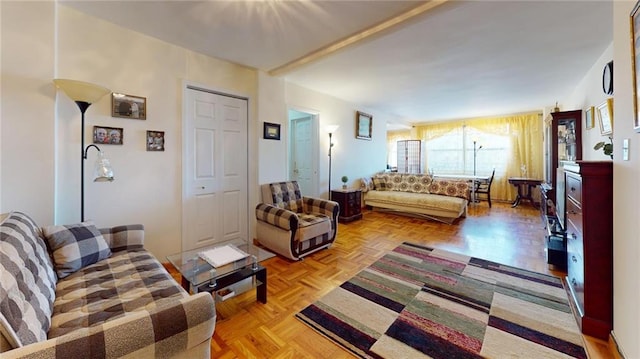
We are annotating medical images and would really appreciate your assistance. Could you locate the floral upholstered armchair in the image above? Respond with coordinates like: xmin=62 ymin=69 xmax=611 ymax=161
xmin=255 ymin=181 xmax=339 ymax=260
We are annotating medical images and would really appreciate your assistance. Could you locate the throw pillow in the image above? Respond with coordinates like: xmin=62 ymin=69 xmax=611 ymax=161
xmin=372 ymin=176 xmax=387 ymax=191
xmin=360 ymin=177 xmax=374 ymax=192
xmin=42 ymin=221 xmax=111 ymax=279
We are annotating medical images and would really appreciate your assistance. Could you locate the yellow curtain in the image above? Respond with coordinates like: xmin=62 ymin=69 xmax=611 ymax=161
xmin=413 ymin=112 xmax=543 ymax=203
xmin=386 ymin=130 xmax=411 ymax=168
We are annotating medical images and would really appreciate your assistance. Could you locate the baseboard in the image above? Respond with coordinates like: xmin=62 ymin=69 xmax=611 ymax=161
xmin=609 ymin=331 xmax=626 ymax=359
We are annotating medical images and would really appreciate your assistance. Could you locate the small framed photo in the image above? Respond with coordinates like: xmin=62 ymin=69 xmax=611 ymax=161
xmin=146 ymin=130 xmax=165 ymax=151
xmin=112 ymin=93 xmax=146 ymax=120
xmin=93 ymin=126 xmax=123 ymax=145
xmin=356 ymin=111 xmax=372 ymax=140
xmin=263 ymin=122 xmax=281 ymax=140
xmin=585 ymin=106 xmax=595 ymax=130
xmin=597 ymin=98 xmax=613 ymax=136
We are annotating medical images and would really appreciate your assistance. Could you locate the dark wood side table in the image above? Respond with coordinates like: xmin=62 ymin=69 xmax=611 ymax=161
xmin=508 ymin=177 xmax=542 ymax=208
xmin=331 ymin=188 xmax=363 ymax=223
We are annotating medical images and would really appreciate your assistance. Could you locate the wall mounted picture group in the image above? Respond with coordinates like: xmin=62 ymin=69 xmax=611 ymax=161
xmin=93 ymin=126 xmax=123 ymax=145
xmin=112 ymin=93 xmax=146 ymax=120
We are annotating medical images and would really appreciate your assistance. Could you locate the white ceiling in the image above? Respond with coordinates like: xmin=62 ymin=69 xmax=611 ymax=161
xmin=62 ymin=0 xmax=613 ymax=125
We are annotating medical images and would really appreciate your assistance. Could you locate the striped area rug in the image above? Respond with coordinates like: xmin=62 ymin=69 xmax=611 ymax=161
xmin=296 ymin=242 xmax=587 ymax=359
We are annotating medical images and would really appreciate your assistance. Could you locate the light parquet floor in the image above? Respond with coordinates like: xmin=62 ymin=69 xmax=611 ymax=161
xmin=168 ymin=202 xmax=612 ymax=358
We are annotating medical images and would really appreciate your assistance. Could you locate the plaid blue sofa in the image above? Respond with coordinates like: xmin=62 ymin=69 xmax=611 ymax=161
xmin=255 ymin=181 xmax=339 ymax=260
xmin=0 ymin=211 xmax=216 ymax=358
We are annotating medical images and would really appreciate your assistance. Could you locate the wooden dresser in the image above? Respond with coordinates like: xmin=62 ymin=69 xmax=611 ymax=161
xmin=563 ymin=161 xmax=612 ymax=340
xmin=331 ymin=189 xmax=362 ymax=223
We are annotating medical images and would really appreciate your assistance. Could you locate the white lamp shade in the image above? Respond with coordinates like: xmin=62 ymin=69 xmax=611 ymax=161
xmin=53 ymin=79 xmax=110 ymax=104
xmin=93 ymin=151 xmax=114 ymax=182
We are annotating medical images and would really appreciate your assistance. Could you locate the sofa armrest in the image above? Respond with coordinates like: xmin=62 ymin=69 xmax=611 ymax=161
xmin=303 ymin=197 xmax=340 ymax=220
xmin=99 ymin=224 xmax=144 ymax=252
xmin=1 ymin=292 xmax=215 ymax=359
xmin=255 ymin=203 xmax=299 ymax=231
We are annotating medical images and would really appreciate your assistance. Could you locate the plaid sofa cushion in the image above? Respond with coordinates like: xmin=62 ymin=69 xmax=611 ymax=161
xmin=0 ymin=212 xmax=57 ymax=348
xmin=48 ymin=249 xmax=187 ymax=338
xmin=372 ymin=176 xmax=387 ymax=190
xmin=269 ymin=181 xmax=304 ymax=213
xmin=42 ymin=222 xmax=111 ymax=279
xmin=99 ymin=224 xmax=144 ymax=252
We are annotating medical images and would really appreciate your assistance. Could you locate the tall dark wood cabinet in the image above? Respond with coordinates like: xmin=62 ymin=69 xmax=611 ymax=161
xmin=331 ymin=189 xmax=362 ymax=223
xmin=563 ymin=161 xmax=612 ymax=340
xmin=543 ymin=110 xmax=582 ymax=215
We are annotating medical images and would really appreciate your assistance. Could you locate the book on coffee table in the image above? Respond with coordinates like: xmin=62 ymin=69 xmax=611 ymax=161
xmin=199 ymin=245 xmax=249 ymax=268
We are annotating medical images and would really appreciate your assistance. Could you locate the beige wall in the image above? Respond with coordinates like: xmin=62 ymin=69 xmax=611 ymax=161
xmin=1 ymin=2 xmax=56 ymax=225
xmin=611 ymin=2 xmax=640 ymax=357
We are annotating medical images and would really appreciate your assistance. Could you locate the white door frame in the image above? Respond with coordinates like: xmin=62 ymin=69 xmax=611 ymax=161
xmin=181 ymin=80 xmax=251 ymax=251
xmin=287 ymin=106 xmax=320 ymax=197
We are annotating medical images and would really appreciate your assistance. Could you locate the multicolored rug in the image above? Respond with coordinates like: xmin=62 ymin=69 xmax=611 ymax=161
xmin=296 ymin=242 xmax=587 ymax=359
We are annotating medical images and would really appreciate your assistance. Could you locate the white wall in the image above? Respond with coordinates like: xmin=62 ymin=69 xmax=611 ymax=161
xmin=611 ymin=2 xmax=640 ymax=357
xmin=285 ymin=83 xmax=391 ymax=199
xmin=1 ymin=2 xmax=56 ymax=225
xmin=257 ymin=71 xmax=287 ymax=185
xmin=565 ymin=43 xmax=614 ymax=160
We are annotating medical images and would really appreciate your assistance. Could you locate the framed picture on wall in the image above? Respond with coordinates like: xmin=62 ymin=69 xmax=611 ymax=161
xmin=263 ymin=122 xmax=281 ymax=140
xmin=597 ymin=98 xmax=613 ymax=136
xmin=584 ymin=106 xmax=595 ymax=130
xmin=631 ymin=1 xmax=640 ymax=131
xmin=356 ymin=111 xmax=372 ymax=140
xmin=112 ymin=93 xmax=146 ymax=120
xmin=93 ymin=126 xmax=123 ymax=145
xmin=146 ymin=130 xmax=165 ymax=151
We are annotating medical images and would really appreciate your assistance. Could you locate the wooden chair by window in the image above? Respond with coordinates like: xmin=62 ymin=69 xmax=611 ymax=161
xmin=475 ymin=169 xmax=495 ymax=207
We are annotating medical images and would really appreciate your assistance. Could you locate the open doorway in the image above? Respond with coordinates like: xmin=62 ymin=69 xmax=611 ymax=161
xmin=288 ymin=109 xmax=319 ymax=197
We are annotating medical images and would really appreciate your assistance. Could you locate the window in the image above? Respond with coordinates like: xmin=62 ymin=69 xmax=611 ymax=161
xmin=425 ymin=127 xmax=509 ymax=177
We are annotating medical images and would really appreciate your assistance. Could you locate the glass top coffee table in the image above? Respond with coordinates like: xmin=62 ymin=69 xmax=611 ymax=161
xmin=167 ymin=243 xmax=267 ymax=303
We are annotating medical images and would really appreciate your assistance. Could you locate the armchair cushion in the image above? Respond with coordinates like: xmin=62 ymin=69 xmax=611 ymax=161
xmin=42 ymin=221 xmax=111 ymax=279
xmin=296 ymin=213 xmax=331 ymax=241
xmin=267 ymin=182 xmax=304 ymax=213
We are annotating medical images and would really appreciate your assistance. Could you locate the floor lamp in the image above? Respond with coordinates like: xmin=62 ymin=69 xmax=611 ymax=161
xmin=472 ymin=140 xmax=482 ymax=204
xmin=473 ymin=140 xmax=482 ymax=176
xmin=326 ymin=125 xmax=339 ymax=200
xmin=53 ymin=79 xmax=114 ymax=222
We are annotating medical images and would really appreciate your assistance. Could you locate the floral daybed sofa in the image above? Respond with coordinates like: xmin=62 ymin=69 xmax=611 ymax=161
xmin=361 ymin=172 xmax=470 ymax=223
xmin=0 ymin=211 xmax=216 ymax=358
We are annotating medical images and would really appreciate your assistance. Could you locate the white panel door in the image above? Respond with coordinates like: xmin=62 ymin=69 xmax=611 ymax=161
xmin=183 ymin=87 xmax=247 ymax=251
xmin=291 ymin=116 xmax=314 ymax=195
